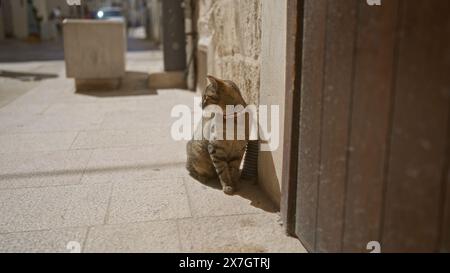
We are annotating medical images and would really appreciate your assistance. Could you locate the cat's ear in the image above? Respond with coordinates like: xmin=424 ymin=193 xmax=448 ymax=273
xmin=207 ymin=75 xmax=224 ymax=90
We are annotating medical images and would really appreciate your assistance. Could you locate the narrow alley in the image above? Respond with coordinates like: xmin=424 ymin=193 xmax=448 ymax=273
xmin=0 ymin=43 xmax=305 ymax=253
xmin=2 ymin=0 xmax=448 ymax=255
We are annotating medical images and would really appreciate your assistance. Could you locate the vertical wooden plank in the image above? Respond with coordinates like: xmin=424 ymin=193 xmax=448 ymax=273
xmin=294 ymin=0 xmax=327 ymax=252
xmin=441 ymin=161 xmax=450 ymax=252
xmin=281 ymin=0 xmax=303 ymax=237
xmin=342 ymin=0 xmax=399 ymax=252
xmin=382 ymin=0 xmax=450 ymax=252
xmin=315 ymin=0 xmax=358 ymax=252
xmin=439 ymin=84 xmax=450 ymax=253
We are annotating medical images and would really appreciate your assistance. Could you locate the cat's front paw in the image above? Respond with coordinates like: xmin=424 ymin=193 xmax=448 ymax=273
xmin=223 ymin=186 xmax=235 ymax=195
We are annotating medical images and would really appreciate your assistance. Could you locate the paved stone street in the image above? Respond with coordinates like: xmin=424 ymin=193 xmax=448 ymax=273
xmin=0 ymin=47 xmax=305 ymax=253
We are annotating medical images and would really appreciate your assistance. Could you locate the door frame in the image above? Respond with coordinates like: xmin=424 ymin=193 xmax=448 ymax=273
xmin=281 ymin=0 xmax=304 ymax=239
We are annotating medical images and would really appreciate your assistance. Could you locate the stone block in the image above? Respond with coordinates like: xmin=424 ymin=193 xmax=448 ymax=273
xmin=63 ymin=20 xmax=126 ymax=82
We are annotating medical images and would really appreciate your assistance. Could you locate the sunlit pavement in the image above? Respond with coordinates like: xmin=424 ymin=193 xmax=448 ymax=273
xmin=0 ymin=47 xmax=305 ymax=253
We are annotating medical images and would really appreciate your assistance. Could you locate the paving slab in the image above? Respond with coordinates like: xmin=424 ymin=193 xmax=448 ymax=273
xmin=0 ymin=132 xmax=78 ymax=154
xmin=107 ymin=178 xmax=191 ymax=224
xmin=0 ymin=150 xmax=91 ymax=189
xmin=14 ymin=113 xmax=104 ymax=133
xmin=0 ymin=228 xmax=87 ymax=253
xmin=0 ymin=113 xmax=41 ymax=134
xmin=178 ymin=214 xmax=307 ymax=253
xmin=61 ymin=183 xmax=113 ymax=228
xmin=0 ymin=78 xmax=40 ymax=108
xmin=71 ymin=128 xmax=176 ymax=150
xmin=43 ymin=101 xmax=138 ymax=116
xmin=0 ymin=184 xmax=111 ymax=233
xmin=81 ymin=145 xmax=187 ymax=184
xmin=10 ymin=78 xmax=75 ymax=106
xmin=100 ymin=110 xmax=178 ymax=130
xmin=0 ymin=103 xmax=50 ymax=116
xmin=84 ymin=221 xmax=180 ymax=253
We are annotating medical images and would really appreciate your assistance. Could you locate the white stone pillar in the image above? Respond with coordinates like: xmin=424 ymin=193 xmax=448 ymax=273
xmin=258 ymin=0 xmax=288 ymax=205
xmin=11 ymin=0 xmax=29 ymax=38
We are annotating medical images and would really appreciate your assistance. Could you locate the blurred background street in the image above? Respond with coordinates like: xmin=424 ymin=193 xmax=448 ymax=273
xmin=1 ymin=0 xmax=448 ymax=254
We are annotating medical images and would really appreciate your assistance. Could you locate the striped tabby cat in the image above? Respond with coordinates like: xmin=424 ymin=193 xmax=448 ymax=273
xmin=186 ymin=76 xmax=248 ymax=195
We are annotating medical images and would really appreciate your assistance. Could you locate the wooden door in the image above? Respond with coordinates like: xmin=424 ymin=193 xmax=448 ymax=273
xmin=282 ymin=0 xmax=450 ymax=253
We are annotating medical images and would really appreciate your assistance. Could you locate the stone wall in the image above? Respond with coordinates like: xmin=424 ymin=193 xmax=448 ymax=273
xmin=197 ymin=0 xmax=261 ymax=105
xmin=196 ymin=0 xmax=287 ymax=206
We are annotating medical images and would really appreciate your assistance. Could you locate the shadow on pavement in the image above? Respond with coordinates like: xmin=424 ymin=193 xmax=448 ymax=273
xmin=193 ymin=176 xmax=279 ymax=213
xmin=0 ymin=162 xmax=187 ymax=182
xmin=75 ymin=71 xmax=157 ymax=97
xmin=0 ymin=70 xmax=59 ymax=82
